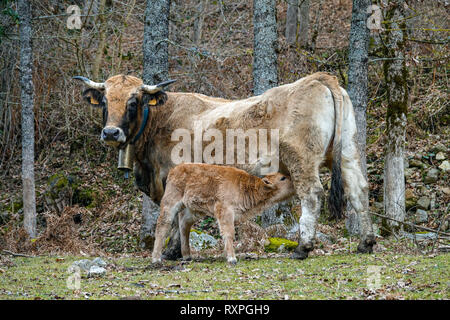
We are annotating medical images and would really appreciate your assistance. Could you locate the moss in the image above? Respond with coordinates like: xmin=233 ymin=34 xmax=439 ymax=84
xmin=264 ymin=237 xmax=298 ymax=252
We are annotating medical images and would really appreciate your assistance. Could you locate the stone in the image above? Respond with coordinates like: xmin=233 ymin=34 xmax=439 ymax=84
xmin=416 ymin=197 xmax=430 ymax=210
xmin=424 ymin=168 xmax=439 ymax=184
xmin=435 ymin=152 xmax=446 ymax=160
xmin=415 ymin=209 xmax=428 ymax=223
xmin=405 ymin=188 xmax=415 ymax=200
xmin=442 ymin=187 xmax=450 ymax=196
xmin=88 ymin=265 xmax=106 ymax=277
xmin=92 ymin=257 xmax=107 ymax=267
xmin=72 ymin=259 xmax=94 ymax=272
xmin=432 ymin=143 xmax=447 ymax=154
xmin=189 ymin=230 xmax=218 ymax=251
xmin=316 ymin=231 xmax=333 ymax=244
xmin=409 ymin=159 xmax=425 ymax=169
xmin=438 ymin=160 xmax=450 ymax=172
xmin=404 ymin=168 xmax=416 ymax=180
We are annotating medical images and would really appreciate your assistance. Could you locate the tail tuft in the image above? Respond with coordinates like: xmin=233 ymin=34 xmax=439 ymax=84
xmin=328 ymin=142 xmax=345 ymax=220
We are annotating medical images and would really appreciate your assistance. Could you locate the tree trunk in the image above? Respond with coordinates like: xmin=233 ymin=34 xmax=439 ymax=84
xmin=18 ymin=0 xmax=36 ymax=239
xmin=253 ymin=0 xmax=278 ymax=95
xmin=253 ymin=0 xmax=283 ymax=227
xmin=382 ymin=0 xmax=408 ymax=234
xmin=345 ymin=0 xmax=371 ymax=236
xmin=142 ymin=0 xmax=181 ymax=259
xmin=285 ymin=0 xmax=298 ymax=45
xmin=298 ymin=0 xmax=310 ymax=48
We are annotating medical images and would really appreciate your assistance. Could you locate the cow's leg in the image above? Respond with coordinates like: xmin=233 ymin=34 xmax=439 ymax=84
xmin=152 ymin=198 xmax=184 ymax=263
xmin=178 ymin=208 xmax=196 ymax=260
xmin=216 ymin=205 xmax=237 ymax=265
xmin=341 ymin=156 xmax=376 ymax=253
xmin=280 ymin=140 xmax=324 ymax=260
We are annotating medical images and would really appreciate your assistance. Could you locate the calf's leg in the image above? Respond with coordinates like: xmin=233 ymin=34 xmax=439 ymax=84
xmin=152 ymin=198 xmax=184 ymax=263
xmin=178 ymin=208 xmax=196 ymax=260
xmin=216 ymin=205 xmax=237 ymax=265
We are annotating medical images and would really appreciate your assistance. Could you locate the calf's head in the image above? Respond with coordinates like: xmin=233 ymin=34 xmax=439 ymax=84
xmin=73 ymin=74 xmax=174 ymax=148
xmin=261 ymin=173 xmax=295 ymax=202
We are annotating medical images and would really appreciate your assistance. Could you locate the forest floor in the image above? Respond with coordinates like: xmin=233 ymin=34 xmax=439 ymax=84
xmin=1 ymin=243 xmax=448 ymax=300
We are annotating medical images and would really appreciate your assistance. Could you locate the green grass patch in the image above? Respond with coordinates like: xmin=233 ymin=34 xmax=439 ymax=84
xmin=0 ymin=252 xmax=448 ymax=300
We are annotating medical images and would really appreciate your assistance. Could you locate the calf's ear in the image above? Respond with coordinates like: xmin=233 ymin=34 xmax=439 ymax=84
xmin=82 ymin=88 xmax=104 ymax=107
xmin=262 ymin=178 xmax=276 ymax=190
xmin=142 ymin=91 xmax=168 ymax=107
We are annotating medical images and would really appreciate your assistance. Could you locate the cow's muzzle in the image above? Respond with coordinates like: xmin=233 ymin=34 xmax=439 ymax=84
xmin=101 ymin=126 xmax=126 ymax=144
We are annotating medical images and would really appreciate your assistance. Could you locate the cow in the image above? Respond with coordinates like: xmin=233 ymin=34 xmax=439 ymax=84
xmin=152 ymin=163 xmax=295 ymax=264
xmin=73 ymin=72 xmax=376 ymax=260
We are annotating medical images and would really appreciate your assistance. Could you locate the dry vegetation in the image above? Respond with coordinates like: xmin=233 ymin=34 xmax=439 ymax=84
xmin=0 ymin=0 xmax=448 ymax=260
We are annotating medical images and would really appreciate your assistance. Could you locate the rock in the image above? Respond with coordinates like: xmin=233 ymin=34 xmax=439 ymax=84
xmin=438 ymin=160 xmax=450 ymax=172
xmin=416 ymin=197 xmax=430 ymax=210
xmin=72 ymin=259 xmax=94 ymax=272
xmin=189 ymin=230 xmax=218 ymax=250
xmin=404 ymin=168 xmax=416 ymax=180
xmin=88 ymin=265 xmax=106 ymax=277
xmin=405 ymin=189 xmax=415 ymax=200
xmin=409 ymin=159 xmax=425 ymax=169
xmin=316 ymin=231 xmax=333 ymax=244
xmin=442 ymin=187 xmax=450 ymax=196
xmin=71 ymin=257 xmax=108 ymax=273
xmin=415 ymin=209 xmax=428 ymax=223
xmin=424 ymin=168 xmax=439 ymax=184
xmin=432 ymin=143 xmax=447 ymax=154
xmin=435 ymin=152 xmax=446 ymax=160
xmin=92 ymin=257 xmax=107 ymax=267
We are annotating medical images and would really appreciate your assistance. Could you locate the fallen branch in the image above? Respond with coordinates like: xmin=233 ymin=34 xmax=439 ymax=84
xmin=1 ymin=250 xmax=36 ymax=258
xmin=369 ymin=211 xmax=450 ymax=238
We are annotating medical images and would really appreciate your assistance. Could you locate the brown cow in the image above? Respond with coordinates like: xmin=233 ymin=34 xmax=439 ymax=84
xmin=74 ymin=72 xmax=376 ymax=260
xmin=152 ymin=163 xmax=295 ymax=264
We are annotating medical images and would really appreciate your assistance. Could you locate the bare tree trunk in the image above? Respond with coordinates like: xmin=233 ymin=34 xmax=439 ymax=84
xmin=298 ymin=0 xmax=310 ymax=48
xmin=382 ymin=0 xmax=408 ymax=234
xmin=92 ymin=0 xmax=107 ymax=80
xmin=142 ymin=0 xmax=181 ymax=259
xmin=285 ymin=0 xmax=298 ymax=45
xmin=193 ymin=0 xmax=207 ymax=45
xmin=18 ymin=0 xmax=36 ymax=238
xmin=253 ymin=0 xmax=278 ymax=95
xmin=253 ymin=0 xmax=283 ymax=226
xmin=345 ymin=0 xmax=371 ymax=236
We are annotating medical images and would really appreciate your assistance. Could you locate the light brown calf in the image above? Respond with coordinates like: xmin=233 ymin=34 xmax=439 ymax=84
xmin=152 ymin=163 xmax=295 ymax=264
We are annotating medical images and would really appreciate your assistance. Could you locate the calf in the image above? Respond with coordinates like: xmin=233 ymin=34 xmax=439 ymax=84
xmin=152 ymin=163 xmax=295 ymax=264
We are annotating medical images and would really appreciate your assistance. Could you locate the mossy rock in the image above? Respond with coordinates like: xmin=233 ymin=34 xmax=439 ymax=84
xmin=264 ymin=237 xmax=298 ymax=252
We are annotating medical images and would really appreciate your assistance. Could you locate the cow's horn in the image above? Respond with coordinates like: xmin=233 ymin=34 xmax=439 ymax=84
xmin=140 ymin=79 xmax=177 ymax=94
xmin=72 ymin=76 xmax=105 ymax=89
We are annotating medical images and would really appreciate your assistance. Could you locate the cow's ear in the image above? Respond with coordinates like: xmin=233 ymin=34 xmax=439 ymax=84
xmin=142 ymin=91 xmax=168 ymax=107
xmin=82 ymin=88 xmax=104 ymax=107
xmin=262 ymin=178 xmax=276 ymax=190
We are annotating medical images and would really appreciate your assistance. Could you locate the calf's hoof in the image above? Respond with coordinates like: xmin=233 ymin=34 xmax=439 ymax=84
xmin=291 ymin=244 xmax=313 ymax=260
xmin=182 ymin=256 xmax=192 ymax=262
xmin=357 ymin=236 xmax=376 ymax=254
xmin=227 ymin=257 xmax=237 ymax=265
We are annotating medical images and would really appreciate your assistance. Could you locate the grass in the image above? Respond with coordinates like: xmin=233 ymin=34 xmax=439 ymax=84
xmin=0 ymin=251 xmax=448 ymax=300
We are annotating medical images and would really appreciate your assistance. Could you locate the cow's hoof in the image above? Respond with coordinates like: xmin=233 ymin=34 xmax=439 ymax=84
xmin=182 ymin=256 xmax=192 ymax=262
xmin=357 ymin=236 xmax=376 ymax=254
xmin=291 ymin=244 xmax=312 ymax=260
xmin=227 ymin=257 xmax=237 ymax=265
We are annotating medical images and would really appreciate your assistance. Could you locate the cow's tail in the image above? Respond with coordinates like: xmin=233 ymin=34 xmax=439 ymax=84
xmin=319 ymin=75 xmax=345 ymax=220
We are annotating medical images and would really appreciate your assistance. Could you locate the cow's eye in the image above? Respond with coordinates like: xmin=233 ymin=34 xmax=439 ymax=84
xmin=280 ymin=176 xmax=286 ymax=181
